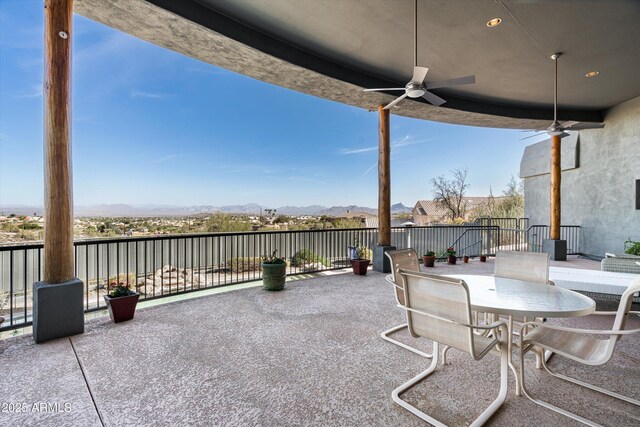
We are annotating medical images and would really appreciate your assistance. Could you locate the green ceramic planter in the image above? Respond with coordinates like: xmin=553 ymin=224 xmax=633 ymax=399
xmin=262 ymin=263 xmax=286 ymax=291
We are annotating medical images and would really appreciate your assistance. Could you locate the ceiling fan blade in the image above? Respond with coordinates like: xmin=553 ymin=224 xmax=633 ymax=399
xmin=562 ymin=122 xmax=605 ymax=130
xmin=520 ymin=132 xmax=546 ymax=141
xmin=425 ymin=75 xmax=476 ymax=90
xmin=422 ymin=90 xmax=446 ymax=106
xmin=363 ymin=88 xmax=405 ymax=92
xmin=411 ymin=66 xmax=429 ymax=84
xmin=560 ymin=120 xmax=580 ymax=129
xmin=383 ymin=93 xmax=408 ymax=110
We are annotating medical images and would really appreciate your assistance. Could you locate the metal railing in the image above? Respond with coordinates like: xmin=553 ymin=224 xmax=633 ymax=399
xmin=0 ymin=223 xmax=580 ymax=332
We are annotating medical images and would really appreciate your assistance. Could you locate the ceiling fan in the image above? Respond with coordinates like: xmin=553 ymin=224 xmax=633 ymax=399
xmin=522 ymin=52 xmax=605 ymax=140
xmin=363 ymin=0 xmax=476 ymax=110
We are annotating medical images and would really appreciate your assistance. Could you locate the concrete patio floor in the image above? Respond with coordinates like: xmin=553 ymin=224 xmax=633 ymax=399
xmin=1 ymin=260 xmax=638 ymax=426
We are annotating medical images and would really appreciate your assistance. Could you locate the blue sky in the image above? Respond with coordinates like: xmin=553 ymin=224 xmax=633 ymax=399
xmin=0 ymin=1 xmax=540 ymax=209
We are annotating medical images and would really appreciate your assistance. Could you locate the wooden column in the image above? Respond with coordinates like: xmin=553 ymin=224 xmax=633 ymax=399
xmin=44 ymin=0 xmax=74 ymax=283
xmin=378 ymin=105 xmax=391 ymax=246
xmin=549 ymin=135 xmax=561 ymax=240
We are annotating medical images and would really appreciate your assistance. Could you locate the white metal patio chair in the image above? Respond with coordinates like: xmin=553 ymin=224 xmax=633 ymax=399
xmin=496 ymin=250 xmax=553 ymax=364
xmin=494 ymin=250 xmax=551 ymax=284
xmin=518 ymin=277 xmax=640 ymax=427
xmin=393 ymin=270 xmax=509 ymax=427
xmin=383 ymin=249 xmax=431 ymax=358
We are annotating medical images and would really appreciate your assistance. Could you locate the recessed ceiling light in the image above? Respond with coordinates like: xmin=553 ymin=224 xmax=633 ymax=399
xmin=585 ymin=71 xmax=599 ymax=78
xmin=486 ymin=18 xmax=502 ymax=27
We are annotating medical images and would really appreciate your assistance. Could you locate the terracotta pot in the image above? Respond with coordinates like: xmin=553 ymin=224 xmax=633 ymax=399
xmin=423 ymin=255 xmax=436 ymax=268
xmin=448 ymin=255 xmax=457 ymax=265
xmin=480 ymin=255 xmax=487 ymax=262
xmin=463 ymin=256 xmax=470 ymax=263
xmin=262 ymin=263 xmax=286 ymax=291
xmin=104 ymin=293 xmax=140 ymax=323
xmin=350 ymin=259 xmax=370 ymax=275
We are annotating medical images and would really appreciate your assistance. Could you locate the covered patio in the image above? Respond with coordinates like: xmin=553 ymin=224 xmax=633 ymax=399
xmin=2 ymin=0 xmax=640 ymax=425
xmin=2 ymin=266 xmax=639 ymax=426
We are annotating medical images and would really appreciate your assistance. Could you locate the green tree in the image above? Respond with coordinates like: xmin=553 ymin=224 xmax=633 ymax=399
xmin=476 ymin=176 xmax=525 ymax=218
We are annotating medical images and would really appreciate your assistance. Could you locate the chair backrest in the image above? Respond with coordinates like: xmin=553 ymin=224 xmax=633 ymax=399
xmin=398 ymin=270 xmax=479 ymax=357
xmin=599 ymin=277 xmax=640 ymax=362
xmin=494 ymin=250 xmax=550 ymax=284
xmin=385 ymin=249 xmax=420 ymax=305
xmin=612 ymin=277 xmax=640 ymax=333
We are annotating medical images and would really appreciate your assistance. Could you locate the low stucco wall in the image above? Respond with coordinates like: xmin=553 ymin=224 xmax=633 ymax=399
xmin=521 ymin=96 xmax=640 ymax=257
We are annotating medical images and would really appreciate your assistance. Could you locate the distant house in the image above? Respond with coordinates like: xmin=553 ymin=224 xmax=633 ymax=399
xmin=364 ymin=217 xmax=407 ymax=228
xmin=412 ymin=197 xmax=501 ymax=225
xmin=412 ymin=201 xmax=449 ymax=225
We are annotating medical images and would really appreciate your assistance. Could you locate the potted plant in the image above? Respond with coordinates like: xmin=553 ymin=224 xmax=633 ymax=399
xmin=446 ymin=247 xmax=457 ymax=265
xmin=350 ymin=244 xmax=371 ymax=275
xmin=423 ymin=251 xmax=436 ymax=267
xmin=480 ymin=254 xmax=487 ymax=262
xmin=347 ymin=241 xmax=359 ymax=261
xmin=262 ymin=250 xmax=287 ymax=291
xmin=104 ymin=281 xmax=140 ymax=323
xmin=463 ymin=255 xmax=470 ymax=263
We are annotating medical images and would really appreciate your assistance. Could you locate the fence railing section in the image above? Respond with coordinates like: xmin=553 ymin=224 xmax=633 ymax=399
xmin=0 ymin=223 xmax=579 ymax=332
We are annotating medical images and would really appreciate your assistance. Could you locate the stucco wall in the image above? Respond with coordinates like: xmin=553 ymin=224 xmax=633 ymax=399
xmin=521 ymin=96 xmax=640 ymax=257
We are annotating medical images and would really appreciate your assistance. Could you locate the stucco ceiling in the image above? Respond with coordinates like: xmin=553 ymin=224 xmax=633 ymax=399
xmin=75 ymin=0 xmax=640 ymax=128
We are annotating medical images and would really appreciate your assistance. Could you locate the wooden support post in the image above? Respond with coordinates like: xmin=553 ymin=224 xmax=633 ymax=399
xmin=44 ymin=0 xmax=74 ymax=283
xmin=378 ymin=105 xmax=391 ymax=246
xmin=549 ymin=135 xmax=561 ymax=240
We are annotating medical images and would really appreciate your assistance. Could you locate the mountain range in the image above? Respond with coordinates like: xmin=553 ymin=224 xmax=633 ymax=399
xmin=0 ymin=203 xmax=413 ymax=217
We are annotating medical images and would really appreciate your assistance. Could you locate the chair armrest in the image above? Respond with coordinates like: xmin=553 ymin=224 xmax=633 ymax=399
xmin=519 ymin=321 xmax=640 ymax=338
xmin=398 ymin=305 xmax=507 ymax=332
xmin=473 ymin=319 xmax=508 ymax=331
xmin=592 ymin=310 xmax=640 ymax=316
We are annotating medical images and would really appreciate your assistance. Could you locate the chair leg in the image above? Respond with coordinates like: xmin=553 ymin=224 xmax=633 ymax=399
xmin=472 ymin=341 xmax=509 ymax=427
xmin=392 ymin=342 xmax=508 ymax=427
xmin=519 ymin=346 xmax=605 ymax=427
xmin=442 ymin=345 xmax=453 ymax=365
xmin=381 ymin=323 xmax=432 ymax=358
xmin=541 ymin=357 xmax=640 ymax=407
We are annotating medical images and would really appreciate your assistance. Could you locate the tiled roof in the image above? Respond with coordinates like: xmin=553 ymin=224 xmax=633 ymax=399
xmin=413 ymin=200 xmax=449 ymax=217
xmin=414 ymin=197 xmax=505 ymax=216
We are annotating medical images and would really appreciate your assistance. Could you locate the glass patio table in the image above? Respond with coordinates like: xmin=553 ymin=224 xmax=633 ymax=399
xmin=444 ymin=274 xmax=596 ymax=395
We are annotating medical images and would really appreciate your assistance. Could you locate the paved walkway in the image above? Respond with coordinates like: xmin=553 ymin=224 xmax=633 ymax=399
xmin=1 ymin=264 xmax=637 ymax=426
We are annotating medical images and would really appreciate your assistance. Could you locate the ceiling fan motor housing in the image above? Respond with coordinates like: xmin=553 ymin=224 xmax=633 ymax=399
xmin=405 ymin=82 xmax=425 ymax=98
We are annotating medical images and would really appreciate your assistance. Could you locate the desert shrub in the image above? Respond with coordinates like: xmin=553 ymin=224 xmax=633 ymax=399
xmin=107 ymin=273 xmax=137 ymax=287
xmin=19 ymin=222 xmax=42 ymax=230
xmin=227 ymin=257 xmax=263 ymax=273
xmin=291 ymin=249 xmax=330 ymax=267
